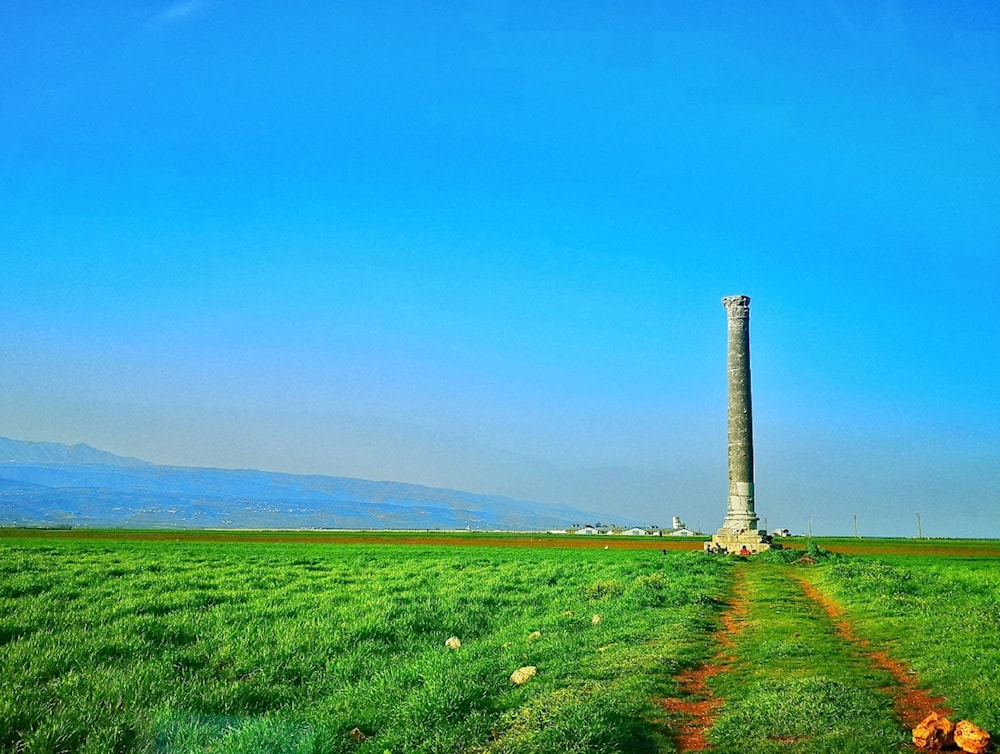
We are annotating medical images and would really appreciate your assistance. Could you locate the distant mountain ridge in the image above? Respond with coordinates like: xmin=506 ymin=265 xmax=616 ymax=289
xmin=0 ymin=437 xmax=152 ymax=467
xmin=0 ymin=437 xmax=610 ymax=530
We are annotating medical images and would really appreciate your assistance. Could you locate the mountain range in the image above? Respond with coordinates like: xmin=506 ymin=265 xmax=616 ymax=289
xmin=0 ymin=437 xmax=611 ymax=530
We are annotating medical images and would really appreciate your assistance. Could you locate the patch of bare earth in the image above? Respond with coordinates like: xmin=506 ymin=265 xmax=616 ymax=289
xmin=656 ymin=568 xmax=750 ymax=751
xmin=1 ymin=529 xmax=706 ymax=550
xmin=791 ymin=573 xmax=951 ymax=730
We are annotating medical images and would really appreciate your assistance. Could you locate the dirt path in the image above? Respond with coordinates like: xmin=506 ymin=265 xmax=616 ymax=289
xmin=656 ymin=563 xmax=950 ymax=752
xmin=656 ymin=567 xmax=751 ymax=751
xmin=790 ymin=572 xmax=951 ymax=730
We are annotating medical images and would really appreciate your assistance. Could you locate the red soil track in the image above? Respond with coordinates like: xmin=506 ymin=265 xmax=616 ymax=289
xmin=657 ymin=568 xmax=954 ymax=752
xmin=792 ymin=573 xmax=951 ymax=729
xmin=820 ymin=541 xmax=1000 ymax=558
xmin=5 ymin=530 xmax=997 ymax=557
xmin=0 ymin=528 xmax=707 ymax=549
xmin=656 ymin=568 xmax=751 ymax=751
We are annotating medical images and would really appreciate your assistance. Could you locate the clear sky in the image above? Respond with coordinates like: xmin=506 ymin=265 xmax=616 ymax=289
xmin=3 ymin=1 xmax=998 ymax=537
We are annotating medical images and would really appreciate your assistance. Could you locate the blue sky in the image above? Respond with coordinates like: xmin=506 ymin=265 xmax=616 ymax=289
xmin=2 ymin=1 xmax=998 ymax=536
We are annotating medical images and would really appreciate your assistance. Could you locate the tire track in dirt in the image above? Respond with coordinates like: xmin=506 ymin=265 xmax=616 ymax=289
xmin=656 ymin=566 xmax=750 ymax=752
xmin=790 ymin=572 xmax=951 ymax=730
xmin=656 ymin=566 xmax=952 ymax=751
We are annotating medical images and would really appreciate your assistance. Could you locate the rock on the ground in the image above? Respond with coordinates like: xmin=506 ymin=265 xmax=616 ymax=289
xmin=510 ymin=666 xmax=537 ymax=685
xmin=955 ymin=720 xmax=991 ymax=754
xmin=445 ymin=636 xmax=461 ymax=650
xmin=527 ymin=630 xmax=541 ymax=640
xmin=913 ymin=712 xmax=955 ymax=750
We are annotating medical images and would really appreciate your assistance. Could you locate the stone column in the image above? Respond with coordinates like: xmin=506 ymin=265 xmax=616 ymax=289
xmin=721 ymin=295 xmax=759 ymax=533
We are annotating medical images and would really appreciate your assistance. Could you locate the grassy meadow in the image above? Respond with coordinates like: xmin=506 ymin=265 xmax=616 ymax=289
xmin=699 ymin=546 xmax=1000 ymax=753
xmin=2 ymin=532 xmax=999 ymax=754
xmin=706 ymin=559 xmax=905 ymax=754
xmin=0 ymin=534 xmax=730 ymax=754
xmin=810 ymin=553 xmax=1000 ymax=731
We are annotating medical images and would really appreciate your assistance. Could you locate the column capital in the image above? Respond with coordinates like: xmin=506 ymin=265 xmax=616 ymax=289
xmin=722 ymin=295 xmax=751 ymax=316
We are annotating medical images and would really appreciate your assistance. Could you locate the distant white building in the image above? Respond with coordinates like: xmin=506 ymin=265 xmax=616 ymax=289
xmin=574 ymin=526 xmax=598 ymax=535
xmin=621 ymin=527 xmax=648 ymax=536
xmin=670 ymin=527 xmax=696 ymax=536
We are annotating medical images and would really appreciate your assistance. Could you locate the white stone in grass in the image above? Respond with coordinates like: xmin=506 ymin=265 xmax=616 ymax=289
xmin=591 ymin=614 xmax=602 ymax=625
xmin=510 ymin=666 xmax=537 ymax=685
xmin=445 ymin=636 xmax=461 ymax=650
xmin=527 ymin=630 xmax=541 ymax=640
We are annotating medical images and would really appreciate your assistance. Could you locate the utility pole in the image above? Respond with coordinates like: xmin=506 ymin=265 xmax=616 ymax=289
xmin=853 ymin=514 xmax=859 ymax=539
xmin=807 ymin=516 xmax=813 ymax=538
xmin=916 ymin=512 xmax=923 ymax=540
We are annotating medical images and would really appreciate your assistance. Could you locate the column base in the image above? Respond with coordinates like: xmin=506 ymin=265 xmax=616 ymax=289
xmin=705 ymin=528 xmax=777 ymax=555
xmin=722 ymin=494 xmax=758 ymax=532
xmin=721 ymin=513 xmax=759 ymax=531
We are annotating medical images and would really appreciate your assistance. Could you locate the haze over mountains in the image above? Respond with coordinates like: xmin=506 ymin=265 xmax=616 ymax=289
xmin=0 ymin=437 xmax=612 ymax=530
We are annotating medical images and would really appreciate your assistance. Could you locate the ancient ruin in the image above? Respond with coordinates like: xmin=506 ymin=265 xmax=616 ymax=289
xmin=707 ymin=295 xmax=774 ymax=554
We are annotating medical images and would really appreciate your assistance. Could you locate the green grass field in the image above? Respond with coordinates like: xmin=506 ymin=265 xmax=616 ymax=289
xmin=0 ymin=534 xmax=730 ymax=754
xmin=1 ymin=532 xmax=998 ymax=753
xmin=809 ymin=552 xmax=1000 ymax=730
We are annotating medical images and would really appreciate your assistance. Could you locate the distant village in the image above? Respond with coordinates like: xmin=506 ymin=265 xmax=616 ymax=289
xmin=551 ymin=516 xmax=793 ymax=538
xmin=555 ymin=516 xmax=698 ymax=537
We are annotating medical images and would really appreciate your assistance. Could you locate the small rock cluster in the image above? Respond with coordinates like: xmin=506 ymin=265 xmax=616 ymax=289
xmin=444 ymin=615 xmax=606 ymax=690
xmin=913 ymin=712 xmax=991 ymax=753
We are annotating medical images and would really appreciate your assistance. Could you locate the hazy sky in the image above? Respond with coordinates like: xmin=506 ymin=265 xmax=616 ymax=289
xmin=3 ymin=1 xmax=998 ymax=537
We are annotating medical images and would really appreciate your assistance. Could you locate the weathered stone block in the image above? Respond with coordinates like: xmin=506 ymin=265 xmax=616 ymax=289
xmin=706 ymin=528 xmax=773 ymax=555
xmin=912 ymin=712 xmax=955 ymax=750
xmin=955 ymin=720 xmax=991 ymax=754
